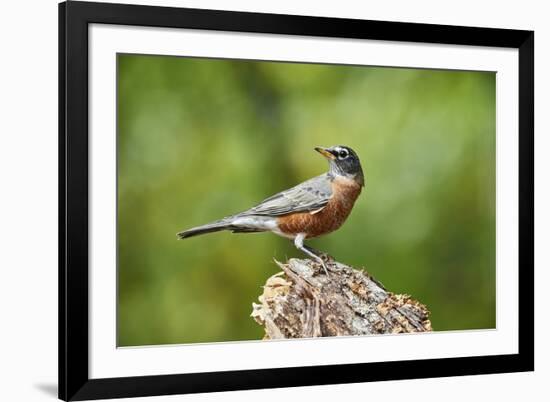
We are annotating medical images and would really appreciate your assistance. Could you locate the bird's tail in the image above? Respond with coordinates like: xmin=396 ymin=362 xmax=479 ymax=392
xmin=177 ymin=219 xmax=232 ymax=239
xmin=176 ymin=216 xmax=266 ymax=240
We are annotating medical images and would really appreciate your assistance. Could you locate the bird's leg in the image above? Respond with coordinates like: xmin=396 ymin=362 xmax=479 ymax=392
xmin=302 ymin=245 xmax=333 ymax=262
xmin=294 ymin=234 xmax=330 ymax=276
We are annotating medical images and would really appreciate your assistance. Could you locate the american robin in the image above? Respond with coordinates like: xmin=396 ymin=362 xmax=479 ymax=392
xmin=177 ymin=145 xmax=364 ymax=275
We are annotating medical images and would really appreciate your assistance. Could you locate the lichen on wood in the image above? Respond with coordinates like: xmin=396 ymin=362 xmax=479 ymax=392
xmin=251 ymin=257 xmax=431 ymax=339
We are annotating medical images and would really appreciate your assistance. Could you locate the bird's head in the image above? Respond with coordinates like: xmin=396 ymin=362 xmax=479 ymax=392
xmin=315 ymin=145 xmax=364 ymax=186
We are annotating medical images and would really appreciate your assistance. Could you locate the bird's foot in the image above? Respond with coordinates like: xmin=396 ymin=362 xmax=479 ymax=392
xmin=294 ymin=236 xmax=333 ymax=277
xmin=303 ymin=245 xmax=334 ymax=263
xmin=318 ymin=259 xmax=330 ymax=277
xmin=308 ymin=253 xmax=332 ymax=277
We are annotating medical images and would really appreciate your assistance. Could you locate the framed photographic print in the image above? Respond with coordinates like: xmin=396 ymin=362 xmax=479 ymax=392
xmin=59 ymin=1 xmax=534 ymax=400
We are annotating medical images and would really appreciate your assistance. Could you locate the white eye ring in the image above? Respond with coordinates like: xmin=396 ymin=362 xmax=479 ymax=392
xmin=338 ymin=149 xmax=349 ymax=159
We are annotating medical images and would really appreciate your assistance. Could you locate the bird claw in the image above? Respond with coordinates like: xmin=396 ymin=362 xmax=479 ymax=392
xmin=313 ymin=253 xmax=334 ymax=276
xmin=316 ymin=259 xmax=331 ymax=276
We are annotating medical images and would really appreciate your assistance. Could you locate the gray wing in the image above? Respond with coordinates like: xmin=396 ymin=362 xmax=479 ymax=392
xmin=238 ymin=174 xmax=333 ymax=217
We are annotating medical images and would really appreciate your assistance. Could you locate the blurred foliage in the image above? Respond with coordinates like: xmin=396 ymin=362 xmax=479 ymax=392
xmin=117 ymin=54 xmax=496 ymax=346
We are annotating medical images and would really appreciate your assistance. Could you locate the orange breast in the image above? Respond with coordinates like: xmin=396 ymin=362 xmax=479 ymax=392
xmin=277 ymin=177 xmax=362 ymax=238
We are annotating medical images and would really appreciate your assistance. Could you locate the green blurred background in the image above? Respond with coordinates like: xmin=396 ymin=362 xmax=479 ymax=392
xmin=117 ymin=54 xmax=496 ymax=346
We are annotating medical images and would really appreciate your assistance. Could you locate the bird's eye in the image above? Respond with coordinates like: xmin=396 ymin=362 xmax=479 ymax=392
xmin=339 ymin=149 xmax=349 ymax=158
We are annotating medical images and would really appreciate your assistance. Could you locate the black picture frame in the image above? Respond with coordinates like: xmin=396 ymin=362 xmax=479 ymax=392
xmin=59 ymin=1 xmax=534 ymax=400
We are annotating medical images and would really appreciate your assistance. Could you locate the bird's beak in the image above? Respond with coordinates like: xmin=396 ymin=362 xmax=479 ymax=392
xmin=315 ymin=147 xmax=336 ymax=160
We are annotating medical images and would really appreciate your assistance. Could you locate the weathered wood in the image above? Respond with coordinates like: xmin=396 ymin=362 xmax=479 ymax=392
xmin=251 ymin=257 xmax=431 ymax=339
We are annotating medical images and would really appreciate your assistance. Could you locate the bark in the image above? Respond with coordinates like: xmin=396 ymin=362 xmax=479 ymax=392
xmin=251 ymin=257 xmax=432 ymax=339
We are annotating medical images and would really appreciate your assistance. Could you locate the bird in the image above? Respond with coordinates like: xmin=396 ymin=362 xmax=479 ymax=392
xmin=177 ymin=145 xmax=364 ymax=275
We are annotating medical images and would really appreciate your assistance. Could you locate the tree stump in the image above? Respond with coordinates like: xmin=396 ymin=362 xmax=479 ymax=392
xmin=251 ymin=258 xmax=432 ymax=339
